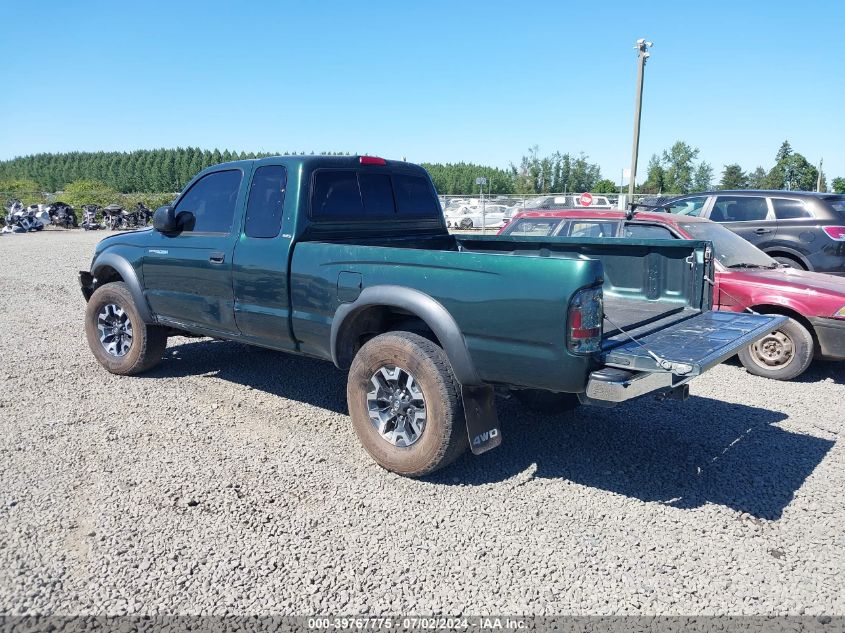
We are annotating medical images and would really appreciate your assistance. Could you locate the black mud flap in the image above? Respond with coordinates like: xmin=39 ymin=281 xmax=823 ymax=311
xmin=79 ymin=271 xmax=95 ymax=301
xmin=461 ymin=385 xmax=501 ymax=455
xmin=603 ymin=311 xmax=789 ymax=375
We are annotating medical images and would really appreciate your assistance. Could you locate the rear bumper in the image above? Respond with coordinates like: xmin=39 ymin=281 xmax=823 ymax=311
xmin=810 ymin=317 xmax=845 ymax=360
xmin=579 ymin=366 xmax=692 ymax=406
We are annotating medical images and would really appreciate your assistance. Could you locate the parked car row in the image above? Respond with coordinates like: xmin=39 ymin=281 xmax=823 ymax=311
xmin=499 ymin=207 xmax=845 ymax=381
xmin=442 ymin=193 xmax=614 ymax=229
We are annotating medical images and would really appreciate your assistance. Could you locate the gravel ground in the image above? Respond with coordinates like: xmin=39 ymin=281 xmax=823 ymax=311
xmin=0 ymin=229 xmax=843 ymax=617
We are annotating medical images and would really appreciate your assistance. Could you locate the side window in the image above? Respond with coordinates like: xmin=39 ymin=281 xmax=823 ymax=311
xmin=244 ymin=166 xmax=287 ymax=238
xmin=566 ymin=221 xmax=618 ymax=238
xmin=174 ymin=170 xmax=242 ymax=233
xmin=312 ymin=170 xmax=364 ymax=219
xmin=624 ymin=224 xmax=675 ymax=239
xmin=772 ymin=198 xmax=812 ymax=220
xmin=711 ymin=196 xmax=768 ymax=223
xmin=664 ymin=196 xmax=707 ymax=216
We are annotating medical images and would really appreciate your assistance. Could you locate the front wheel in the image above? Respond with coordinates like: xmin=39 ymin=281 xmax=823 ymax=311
xmin=737 ymin=317 xmax=814 ymax=381
xmin=347 ymin=331 xmax=467 ymax=476
xmin=772 ymin=255 xmax=806 ymax=270
xmin=84 ymin=281 xmax=168 ymax=375
xmin=459 ymin=218 xmax=474 ymax=229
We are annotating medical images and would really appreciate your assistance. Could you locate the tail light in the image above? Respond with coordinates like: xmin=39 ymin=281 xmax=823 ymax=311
xmin=567 ymin=286 xmax=603 ymax=353
xmin=822 ymin=226 xmax=845 ymax=241
xmin=359 ymin=156 xmax=387 ymax=166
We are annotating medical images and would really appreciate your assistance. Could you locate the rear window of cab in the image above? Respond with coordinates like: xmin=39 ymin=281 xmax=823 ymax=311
xmin=311 ymin=169 xmax=441 ymax=221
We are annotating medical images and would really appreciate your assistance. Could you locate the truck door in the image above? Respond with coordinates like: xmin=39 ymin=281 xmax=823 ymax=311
xmin=142 ymin=168 xmax=246 ymax=334
xmin=231 ymin=163 xmax=296 ymax=350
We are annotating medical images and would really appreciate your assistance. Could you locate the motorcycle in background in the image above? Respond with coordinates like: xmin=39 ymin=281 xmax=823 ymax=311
xmin=135 ymin=202 xmax=153 ymax=226
xmin=101 ymin=204 xmax=126 ymax=230
xmin=81 ymin=204 xmax=104 ymax=230
xmin=2 ymin=199 xmax=44 ymax=233
xmin=48 ymin=202 xmax=78 ymax=228
xmin=27 ymin=204 xmax=51 ymax=227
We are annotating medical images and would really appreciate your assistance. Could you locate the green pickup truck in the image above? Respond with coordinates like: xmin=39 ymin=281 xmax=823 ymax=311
xmin=80 ymin=155 xmax=785 ymax=476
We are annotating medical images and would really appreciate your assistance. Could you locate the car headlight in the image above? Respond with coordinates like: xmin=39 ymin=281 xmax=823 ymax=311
xmin=834 ymin=306 xmax=845 ymax=320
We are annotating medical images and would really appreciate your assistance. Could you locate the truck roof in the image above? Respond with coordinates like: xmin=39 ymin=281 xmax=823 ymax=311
xmin=203 ymin=154 xmax=427 ymax=175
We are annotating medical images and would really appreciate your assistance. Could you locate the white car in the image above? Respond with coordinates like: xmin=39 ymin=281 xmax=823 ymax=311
xmin=446 ymin=204 xmax=511 ymax=229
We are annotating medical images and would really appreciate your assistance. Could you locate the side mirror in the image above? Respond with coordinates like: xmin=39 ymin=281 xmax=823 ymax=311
xmin=153 ymin=206 xmax=177 ymax=232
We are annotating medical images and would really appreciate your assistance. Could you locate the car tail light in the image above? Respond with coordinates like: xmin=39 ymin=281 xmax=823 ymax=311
xmin=567 ymin=286 xmax=603 ymax=353
xmin=822 ymin=226 xmax=845 ymax=241
xmin=834 ymin=306 xmax=845 ymax=320
xmin=359 ymin=156 xmax=387 ymax=166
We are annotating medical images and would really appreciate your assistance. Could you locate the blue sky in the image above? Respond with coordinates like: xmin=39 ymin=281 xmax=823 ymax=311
xmin=2 ymin=0 xmax=843 ymax=184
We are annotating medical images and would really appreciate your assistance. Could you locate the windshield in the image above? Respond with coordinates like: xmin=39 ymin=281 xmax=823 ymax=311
xmin=679 ymin=221 xmax=777 ymax=269
xmin=503 ymin=217 xmax=562 ymax=236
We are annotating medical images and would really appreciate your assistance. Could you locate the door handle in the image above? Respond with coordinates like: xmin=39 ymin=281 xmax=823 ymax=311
xmin=209 ymin=251 xmax=225 ymax=264
xmin=754 ymin=228 xmax=772 ymax=234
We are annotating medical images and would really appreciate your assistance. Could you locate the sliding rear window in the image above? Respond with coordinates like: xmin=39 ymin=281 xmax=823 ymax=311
xmin=311 ymin=169 xmax=441 ymax=221
xmin=392 ymin=173 xmax=440 ymax=217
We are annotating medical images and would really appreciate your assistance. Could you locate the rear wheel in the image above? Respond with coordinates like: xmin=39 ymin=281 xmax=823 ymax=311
xmin=513 ymin=389 xmax=580 ymax=414
xmin=772 ymin=255 xmax=806 ymax=270
xmin=85 ymin=282 xmax=168 ymax=375
xmin=738 ymin=317 xmax=814 ymax=380
xmin=347 ymin=331 xmax=467 ymax=476
xmin=459 ymin=218 xmax=474 ymax=229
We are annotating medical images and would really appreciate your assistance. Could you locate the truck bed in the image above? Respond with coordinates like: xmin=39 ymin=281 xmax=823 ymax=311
xmin=455 ymin=233 xmax=711 ymax=340
xmin=295 ymin=232 xmax=712 ymax=377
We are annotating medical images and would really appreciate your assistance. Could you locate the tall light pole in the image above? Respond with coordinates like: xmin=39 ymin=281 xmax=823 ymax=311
xmin=476 ymin=176 xmax=487 ymax=234
xmin=628 ymin=38 xmax=653 ymax=200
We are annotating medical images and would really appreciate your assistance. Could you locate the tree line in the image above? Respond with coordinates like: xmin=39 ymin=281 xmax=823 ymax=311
xmin=0 ymin=146 xmax=610 ymax=200
xmin=1 ymin=142 xmax=841 ymax=211
xmin=641 ymin=140 xmax=841 ymax=194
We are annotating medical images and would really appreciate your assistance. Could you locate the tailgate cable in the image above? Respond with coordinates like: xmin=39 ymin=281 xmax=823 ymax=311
xmin=703 ymin=276 xmax=760 ymax=315
xmin=602 ymin=313 xmax=691 ymax=374
xmin=602 ymin=277 xmax=761 ymax=376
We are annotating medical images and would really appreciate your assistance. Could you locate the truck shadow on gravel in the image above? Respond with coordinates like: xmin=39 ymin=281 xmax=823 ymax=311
xmin=440 ymin=395 xmax=834 ymax=521
xmin=151 ymin=339 xmax=834 ymax=521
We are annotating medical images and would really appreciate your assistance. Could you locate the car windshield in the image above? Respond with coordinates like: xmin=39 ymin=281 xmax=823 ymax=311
xmin=679 ymin=221 xmax=778 ymax=269
xmin=503 ymin=218 xmax=562 ymax=236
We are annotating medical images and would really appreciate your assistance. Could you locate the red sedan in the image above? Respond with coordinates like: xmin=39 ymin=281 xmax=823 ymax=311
xmin=499 ymin=209 xmax=845 ymax=380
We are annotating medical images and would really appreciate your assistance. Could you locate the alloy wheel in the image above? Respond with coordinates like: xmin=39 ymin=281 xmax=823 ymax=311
xmin=366 ymin=365 xmax=427 ymax=447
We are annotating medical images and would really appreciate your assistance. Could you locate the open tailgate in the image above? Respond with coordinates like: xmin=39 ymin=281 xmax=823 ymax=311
xmin=602 ymin=311 xmax=788 ymax=376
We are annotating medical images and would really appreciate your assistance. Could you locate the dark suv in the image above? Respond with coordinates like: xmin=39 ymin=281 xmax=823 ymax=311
xmin=659 ymin=190 xmax=845 ymax=275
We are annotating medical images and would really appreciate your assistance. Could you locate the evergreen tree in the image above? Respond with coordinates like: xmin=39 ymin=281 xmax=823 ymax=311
xmin=719 ymin=164 xmax=748 ymax=189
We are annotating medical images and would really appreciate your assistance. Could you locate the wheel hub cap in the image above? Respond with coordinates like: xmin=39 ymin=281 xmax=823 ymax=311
xmin=97 ymin=304 xmax=133 ymax=357
xmin=367 ymin=365 xmax=427 ymax=447
xmin=750 ymin=330 xmax=794 ymax=368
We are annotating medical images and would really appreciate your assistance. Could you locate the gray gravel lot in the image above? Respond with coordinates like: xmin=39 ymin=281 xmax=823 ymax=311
xmin=0 ymin=229 xmax=843 ymax=616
